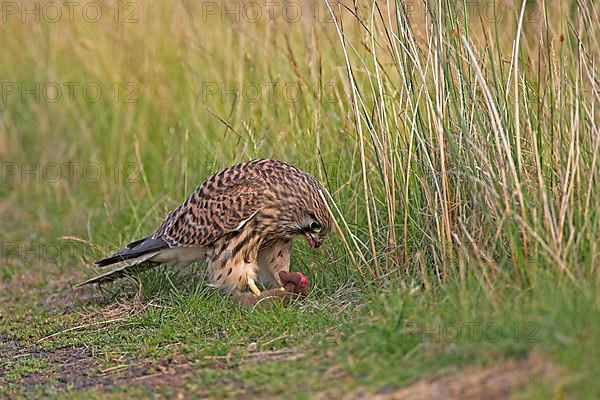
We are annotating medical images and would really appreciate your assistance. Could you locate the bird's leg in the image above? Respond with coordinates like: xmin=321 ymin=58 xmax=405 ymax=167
xmin=241 ymin=241 xmax=264 ymax=297
xmin=247 ymin=278 xmax=262 ymax=297
xmin=256 ymin=240 xmax=293 ymax=292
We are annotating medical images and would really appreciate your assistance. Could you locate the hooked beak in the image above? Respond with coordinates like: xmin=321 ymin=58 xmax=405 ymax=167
xmin=305 ymin=233 xmax=323 ymax=249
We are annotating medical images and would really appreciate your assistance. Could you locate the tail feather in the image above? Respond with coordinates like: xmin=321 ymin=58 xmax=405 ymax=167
xmin=95 ymin=236 xmax=169 ymax=267
xmin=76 ymin=251 xmax=162 ymax=287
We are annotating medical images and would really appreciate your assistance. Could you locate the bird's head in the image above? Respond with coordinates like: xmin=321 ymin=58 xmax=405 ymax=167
xmin=272 ymin=169 xmax=333 ymax=248
xmin=299 ymin=207 xmax=331 ymax=248
xmin=286 ymin=184 xmax=332 ymax=249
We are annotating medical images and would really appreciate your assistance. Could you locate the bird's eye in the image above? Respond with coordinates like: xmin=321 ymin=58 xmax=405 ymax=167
xmin=310 ymin=221 xmax=322 ymax=233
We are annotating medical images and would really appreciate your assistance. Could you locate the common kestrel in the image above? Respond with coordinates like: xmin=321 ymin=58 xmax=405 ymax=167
xmin=77 ymin=159 xmax=332 ymax=306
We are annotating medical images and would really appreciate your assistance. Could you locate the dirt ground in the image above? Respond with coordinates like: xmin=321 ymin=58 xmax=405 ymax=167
xmin=0 ymin=333 xmax=192 ymax=392
xmin=2 ymin=332 xmax=561 ymax=399
xmin=1 ymin=272 xmax=562 ymax=399
xmin=343 ymin=352 xmax=561 ymax=400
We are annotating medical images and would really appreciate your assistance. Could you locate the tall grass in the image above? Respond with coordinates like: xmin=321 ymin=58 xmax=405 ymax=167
xmin=325 ymin=0 xmax=599 ymax=288
xmin=0 ymin=0 xmax=597 ymax=290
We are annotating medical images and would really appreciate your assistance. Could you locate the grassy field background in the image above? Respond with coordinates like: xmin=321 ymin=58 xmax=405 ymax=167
xmin=1 ymin=0 xmax=599 ymax=398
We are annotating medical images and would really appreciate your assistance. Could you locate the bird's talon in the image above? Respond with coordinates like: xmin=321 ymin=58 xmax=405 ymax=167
xmin=248 ymin=278 xmax=262 ymax=297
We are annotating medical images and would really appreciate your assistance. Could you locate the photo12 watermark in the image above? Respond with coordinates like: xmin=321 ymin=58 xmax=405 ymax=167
xmin=400 ymin=0 xmax=539 ymax=24
xmin=403 ymin=321 xmax=540 ymax=343
xmin=199 ymin=80 xmax=338 ymax=105
xmin=1 ymin=81 xmax=139 ymax=104
xmin=1 ymin=240 xmax=89 ymax=266
xmin=1 ymin=1 xmax=139 ymax=24
xmin=199 ymin=1 xmax=338 ymax=24
xmin=1 ymin=162 xmax=141 ymax=184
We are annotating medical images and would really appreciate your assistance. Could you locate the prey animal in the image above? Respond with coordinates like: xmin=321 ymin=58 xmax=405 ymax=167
xmin=77 ymin=159 xmax=332 ymax=306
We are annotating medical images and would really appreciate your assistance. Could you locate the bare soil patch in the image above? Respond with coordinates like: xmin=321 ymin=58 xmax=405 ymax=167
xmin=346 ymin=352 xmax=560 ymax=400
xmin=0 ymin=334 xmax=192 ymax=396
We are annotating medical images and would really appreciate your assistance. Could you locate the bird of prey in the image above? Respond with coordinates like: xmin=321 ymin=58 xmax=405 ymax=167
xmin=77 ymin=159 xmax=332 ymax=306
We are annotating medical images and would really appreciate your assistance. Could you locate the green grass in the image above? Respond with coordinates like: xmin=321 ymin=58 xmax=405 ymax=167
xmin=1 ymin=0 xmax=599 ymax=398
xmin=2 ymin=271 xmax=598 ymax=398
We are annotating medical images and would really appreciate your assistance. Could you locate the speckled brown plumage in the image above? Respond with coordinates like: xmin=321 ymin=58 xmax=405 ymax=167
xmin=77 ymin=159 xmax=332 ymax=305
